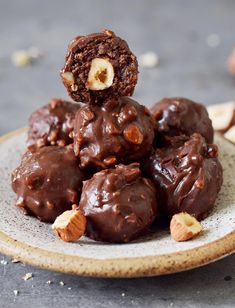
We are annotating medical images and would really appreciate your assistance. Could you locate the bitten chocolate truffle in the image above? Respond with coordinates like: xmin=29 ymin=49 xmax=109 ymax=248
xmin=27 ymin=98 xmax=81 ymax=151
xmin=79 ymin=163 xmax=157 ymax=243
xmin=12 ymin=146 xmax=88 ymax=222
xmin=144 ymin=133 xmax=223 ymax=220
xmin=73 ymin=96 xmax=156 ymax=169
xmin=60 ymin=30 xmax=138 ymax=103
xmin=151 ymin=97 xmax=214 ymax=146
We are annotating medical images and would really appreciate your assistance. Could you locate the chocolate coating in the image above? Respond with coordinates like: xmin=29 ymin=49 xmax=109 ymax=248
xmin=73 ymin=96 xmax=156 ymax=169
xmin=151 ymin=97 xmax=214 ymax=146
xmin=27 ymin=98 xmax=81 ymax=151
xmin=144 ymin=133 xmax=223 ymax=220
xmin=79 ymin=163 xmax=157 ymax=243
xmin=12 ymin=146 xmax=88 ymax=222
xmin=61 ymin=30 xmax=138 ymax=103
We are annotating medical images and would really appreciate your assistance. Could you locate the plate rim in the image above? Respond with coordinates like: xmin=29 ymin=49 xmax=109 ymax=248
xmin=0 ymin=128 xmax=234 ymax=278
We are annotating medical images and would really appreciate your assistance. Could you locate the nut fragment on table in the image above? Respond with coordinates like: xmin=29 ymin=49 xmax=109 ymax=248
xmin=139 ymin=51 xmax=159 ymax=68
xmin=22 ymin=272 xmax=33 ymax=281
xmin=87 ymin=58 xmax=114 ymax=90
xmin=207 ymin=102 xmax=235 ymax=132
xmin=11 ymin=50 xmax=31 ymax=67
xmin=52 ymin=207 xmax=87 ymax=242
xmin=11 ymin=47 xmax=43 ymax=67
xmin=170 ymin=212 xmax=202 ymax=242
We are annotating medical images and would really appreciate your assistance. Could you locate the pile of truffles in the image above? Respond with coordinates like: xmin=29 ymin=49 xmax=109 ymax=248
xmin=11 ymin=30 xmax=223 ymax=243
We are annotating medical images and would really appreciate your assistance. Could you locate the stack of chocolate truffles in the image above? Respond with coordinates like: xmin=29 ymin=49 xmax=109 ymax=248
xmin=11 ymin=30 xmax=223 ymax=243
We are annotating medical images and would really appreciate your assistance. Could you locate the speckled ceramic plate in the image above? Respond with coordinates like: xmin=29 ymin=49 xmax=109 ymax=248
xmin=0 ymin=129 xmax=234 ymax=278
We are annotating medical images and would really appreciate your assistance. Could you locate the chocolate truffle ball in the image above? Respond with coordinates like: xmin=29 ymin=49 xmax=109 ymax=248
xmin=73 ymin=96 xmax=156 ymax=169
xmin=144 ymin=133 xmax=223 ymax=220
xmin=12 ymin=146 xmax=88 ymax=223
xmin=27 ymin=98 xmax=81 ymax=151
xmin=60 ymin=29 xmax=138 ymax=104
xmin=79 ymin=163 xmax=157 ymax=243
xmin=151 ymin=97 xmax=214 ymax=146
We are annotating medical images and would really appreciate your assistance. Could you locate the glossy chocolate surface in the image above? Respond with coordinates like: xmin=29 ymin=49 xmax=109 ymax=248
xmin=151 ymin=97 xmax=214 ymax=146
xmin=27 ymin=98 xmax=81 ymax=151
xmin=79 ymin=163 xmax=157 ymax=243
xmin=74 ymin=96 xmax=156 ymax=169
xmin=12 ymin=146 xmax=88 ymax=222
xmin=144 ymin=133 xmax=223 ymax=220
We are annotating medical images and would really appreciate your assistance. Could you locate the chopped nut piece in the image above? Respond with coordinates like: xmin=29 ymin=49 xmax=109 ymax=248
xmin=80 ymin=108 xmax=95 ymax=123
xmin=224 ymin=125 xmax=235 ymax=144
xmin=52 ymin=207 xmax=86 ymax=242
xmin=46 ymin=201 xmax=54 ymax=210
xmin=207 ymin=102 xmax=235 ymax=132
xmin=61 ymin=72 xmax=74 ymax=85
xmin=11 ymin=259 xmax=20 ymax=263
xmin=48 ymin=130 xmax=58 ymax=142
xmin=69 ymin=131 xmax=74 ymax=138
xmin=57 ymin=139 xmax=66 ymax=147
xmin=103 ymin=156 xmax=117 ymax=166
xmin=87 ymin=58 xmax=114 ymax=90
xmin=170 ymin=212 xmax=202 ymax=242
xmin=22 ymin=272 xmax=33 ymax=281
xmin=123 ymin=124 xmax=143 ymax=144
xmin=71 ymin=84 xmax=78 ymax=92
xmin=104 ymin=29 xmax=114 ymax=36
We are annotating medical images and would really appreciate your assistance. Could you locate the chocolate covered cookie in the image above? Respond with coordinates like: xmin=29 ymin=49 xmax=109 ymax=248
xmin=144 ymin=133 xmax=223 ymax=220
xmin=27 ymin=98 xmax=81 ymax=151
xmin=151 ymin=97 xmax=214 ymax=146
xmin=61 ymin=30 xmax=138 ymax=103
xmin=73 ymin=96 xmax=155 ymax=169
xmin=12 ymin=146 xmax=88 ymax=222
xmin=79 ymin=163 xmax=157 ymax=243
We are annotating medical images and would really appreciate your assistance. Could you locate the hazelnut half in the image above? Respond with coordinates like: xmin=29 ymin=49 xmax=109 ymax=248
xmin=52 ymin=207 xmax=86 ymax=242
xmin=170 ymin=212 xmax=202 ymax=242
xmin=87 ymin=58 xmax=114 ymax=90
xmin=123 ymin=124 xmax=143 ymax=145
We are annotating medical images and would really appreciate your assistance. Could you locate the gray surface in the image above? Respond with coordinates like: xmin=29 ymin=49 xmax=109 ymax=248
xmin=0 ymin=0 xmax=234 ymax=307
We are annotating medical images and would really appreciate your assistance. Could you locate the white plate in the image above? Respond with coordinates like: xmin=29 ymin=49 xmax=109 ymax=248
xmin=0 ymin=129 xmax=234 ymax=277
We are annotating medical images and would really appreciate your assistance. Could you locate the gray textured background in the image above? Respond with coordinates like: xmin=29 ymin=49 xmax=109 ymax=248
xmin=0 ymin=0 xmax=234 ymax=307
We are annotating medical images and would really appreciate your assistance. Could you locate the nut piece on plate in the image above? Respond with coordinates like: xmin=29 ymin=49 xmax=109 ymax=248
xmin=207 ymin=102 xmax=235 ymax=133
xmin=170 ymin=212 xmax=202 ymax=242
xmin=52 ymin=206 xmax=87 ymax=242
xmin=87 ymin=58 xmax=114 ymax=90
xmin=224 ymin=125 xmax=235 ymax=144
xmin=227 ymin=48 xmax=235 ymax=76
